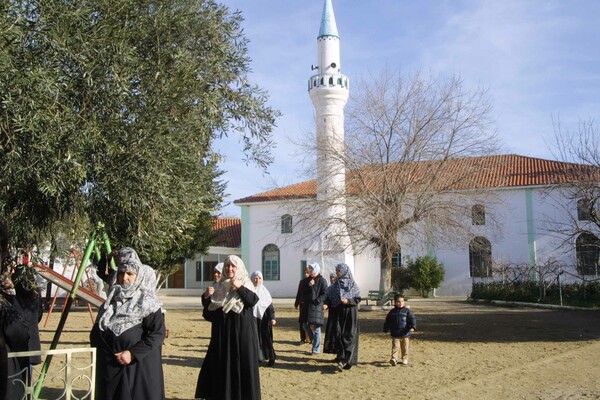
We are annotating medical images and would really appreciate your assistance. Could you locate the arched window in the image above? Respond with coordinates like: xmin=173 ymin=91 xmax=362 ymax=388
xmin=576 ymin=233 xmax=600 ymax=275
xmin=577 ymin=199 xmax=592 ymax=221
xmin=262 ymin=244 xmax=280 ymax=280
xmin=281 ymin=214 xmax=293 ymax=234
xmin=472 ymin=204 xmax=485 ymax=225
xmin=469 ymin=237 xmax=492 ymax=277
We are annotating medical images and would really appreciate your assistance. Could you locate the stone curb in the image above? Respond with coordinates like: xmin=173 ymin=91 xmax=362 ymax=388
xmin=469 ymin=298 xmax=600 ymax=311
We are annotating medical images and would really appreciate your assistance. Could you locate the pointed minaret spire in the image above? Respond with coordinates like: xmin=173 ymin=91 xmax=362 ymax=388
xmin=318 ymin=0 xmax=339 ymax=38
xmin=307 ymin=0 xmax=354 ymax=273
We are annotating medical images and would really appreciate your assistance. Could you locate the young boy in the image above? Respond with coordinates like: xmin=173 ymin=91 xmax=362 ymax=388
xmin=383 ymin=294 xmax=416 ymax=366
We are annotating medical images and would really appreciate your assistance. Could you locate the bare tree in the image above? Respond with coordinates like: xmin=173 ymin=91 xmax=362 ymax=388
xmin=544 ymin=117 xmax=600 ymax=274
xmin=292 ymin=69 xmax=503 ymax=293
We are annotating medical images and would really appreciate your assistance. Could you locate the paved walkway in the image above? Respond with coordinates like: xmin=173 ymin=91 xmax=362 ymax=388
xmin=158 ymin=293 xmax=298 ymax=310
xmin=157 ymin=291 xmax=469 ymax=310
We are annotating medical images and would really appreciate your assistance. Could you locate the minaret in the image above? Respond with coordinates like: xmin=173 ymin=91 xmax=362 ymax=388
xmin=307 ymin=0 xmax=354 ymax=273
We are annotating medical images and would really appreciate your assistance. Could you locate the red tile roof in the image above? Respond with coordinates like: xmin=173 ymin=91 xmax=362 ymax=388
xmin=234 ymin=154 xmax=599 ymax=204
xmin=212 ymin=217 xmax=241 ymax=248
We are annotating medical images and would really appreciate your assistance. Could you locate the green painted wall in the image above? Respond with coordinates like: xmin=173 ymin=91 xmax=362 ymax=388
xmin=525 ymin=189 xmax=537 ymax=280
xmin=241 ymin=206 xmax=250 ymax=263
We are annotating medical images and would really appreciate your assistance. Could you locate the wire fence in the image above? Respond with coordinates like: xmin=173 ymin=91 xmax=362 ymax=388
xmin=471 ymin=261 xmax=600 ymax=307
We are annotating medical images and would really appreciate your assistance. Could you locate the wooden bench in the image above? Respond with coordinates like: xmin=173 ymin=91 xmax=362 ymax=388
xmin=364 ymin=290 xmax=384 ymax=305
xmin=364 ymin=290 xmax=399 ymax=305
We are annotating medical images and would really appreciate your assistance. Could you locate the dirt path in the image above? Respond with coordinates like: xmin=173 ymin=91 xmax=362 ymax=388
xmin=39 ymin=299 xmax=600 ymax=400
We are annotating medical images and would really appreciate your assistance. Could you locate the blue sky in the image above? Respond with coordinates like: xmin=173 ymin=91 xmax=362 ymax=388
xmin=216 ymin=0 xmax=600 ymax=216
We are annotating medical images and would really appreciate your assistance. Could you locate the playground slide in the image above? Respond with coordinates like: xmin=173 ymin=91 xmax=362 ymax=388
xmin=33 ymin=263 xmax=105 ymax=308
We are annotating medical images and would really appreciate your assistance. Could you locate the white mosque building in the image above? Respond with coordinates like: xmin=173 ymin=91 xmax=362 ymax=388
xmin=182 ymin=0 xmax=599 ymax=297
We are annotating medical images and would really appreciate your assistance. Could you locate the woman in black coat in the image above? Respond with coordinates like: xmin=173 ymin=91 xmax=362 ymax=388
xmin=0 ymin=221 xmax=30 ymax=400
xmin=251 ymin=271 xmax=276 ymax=366
xmin=323 ymin=272 xmax=338 ymax=355
xmin=12 ymin=264 xmax=43 ymax=367
xmin=90 ymin=247 xmax=166 ymax=400
xmin=325 ymin=263 xmax=361 ymax=371
xmin=305 ymin=262 xmax=327 ymax=355
xmin=194 ymin=255 xmax=261 ymax=400
xmin=294 ymin=268 xmax=311 ymax=344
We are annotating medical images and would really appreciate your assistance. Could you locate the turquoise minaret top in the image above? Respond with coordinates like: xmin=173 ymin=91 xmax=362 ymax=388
xmin=318 ymin=0 xmax=339 ymax=38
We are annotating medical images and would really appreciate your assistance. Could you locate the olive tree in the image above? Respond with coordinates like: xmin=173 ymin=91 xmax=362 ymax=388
xmin=0 ymin=0 xmax=279 ymax=270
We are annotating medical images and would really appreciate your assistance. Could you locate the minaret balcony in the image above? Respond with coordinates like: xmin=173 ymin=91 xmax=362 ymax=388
xmin=308 ymin=73 xmax=349 ymax=91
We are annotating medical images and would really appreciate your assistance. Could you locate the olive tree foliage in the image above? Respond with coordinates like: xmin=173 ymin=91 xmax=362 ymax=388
xmin=543 ymin=117 xmax=600 ymax=258
xmin=293 ymin=69 xmax=501 ymax=293
xmin=0 ymin=0 xmax=279 ymax=270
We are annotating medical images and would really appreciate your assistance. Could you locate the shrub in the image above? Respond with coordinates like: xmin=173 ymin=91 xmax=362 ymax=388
xmin=391 ymin=266 xmax=412 ymax=294
xmin=405 ymin=255 xmax=445 ymax=298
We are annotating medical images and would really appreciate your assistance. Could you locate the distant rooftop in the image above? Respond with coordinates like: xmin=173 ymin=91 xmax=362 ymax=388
xmin=212 ymin=217 xmax=241 ymax=248
xmin=234 ymin=154 xmax=599 ymax=205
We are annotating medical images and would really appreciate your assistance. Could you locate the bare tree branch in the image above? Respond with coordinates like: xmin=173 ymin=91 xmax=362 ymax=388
xmin=290 ymin=69 xmax=502 ymax=292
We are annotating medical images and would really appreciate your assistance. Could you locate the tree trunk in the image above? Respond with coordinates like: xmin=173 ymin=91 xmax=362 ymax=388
xmin=378 ymin=244 xmax=392 ymax=305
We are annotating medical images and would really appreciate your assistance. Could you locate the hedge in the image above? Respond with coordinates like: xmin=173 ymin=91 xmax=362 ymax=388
xmin=470 ymin=281 xmax=600 ymax=308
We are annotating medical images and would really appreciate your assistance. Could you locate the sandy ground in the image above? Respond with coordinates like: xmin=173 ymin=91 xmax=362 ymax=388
xmin=39 ymin=298 xmax=600 ymax=400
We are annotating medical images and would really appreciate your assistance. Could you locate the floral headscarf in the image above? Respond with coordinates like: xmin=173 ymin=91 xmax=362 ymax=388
xmin=97 ymin=247 xmax=162 ymax=336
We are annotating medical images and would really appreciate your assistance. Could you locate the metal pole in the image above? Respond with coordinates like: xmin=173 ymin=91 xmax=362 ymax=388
xmin=100 ymin=226 xmax=117 ymax=271
xmin=558 ymin=269 xmax=563 ymax=307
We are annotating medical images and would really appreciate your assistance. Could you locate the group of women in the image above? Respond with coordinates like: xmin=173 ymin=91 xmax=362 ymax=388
xmin=0 ymin=237 xmax=358 ymax=400
xmin=193 ymin=258 xmax=362 ymax=399
xmin=193 ymin=256 xmax=366 ymax=399
xmin=296 ymin=262 xmax=361 ymax=370
xmin=91 ymin=251 xmax=279 ymax=400
xmin=194 ymin=255 xmax=273 ymax=400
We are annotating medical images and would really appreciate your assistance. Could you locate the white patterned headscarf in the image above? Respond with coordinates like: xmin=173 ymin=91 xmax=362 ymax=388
xmin=214 ymin=255 xmax=254 ymax=314
xmin=309 ymin=262 xmax=321 ymax=276
xmin=214 ymin=262 xmax=223 ymax=276
xmin=97 ymin=247 xmax=162 ymax=336
xmin=207 ymin=262 xmax=226 ymax=311
xmin=251 ymin=271 xmax=272 ymax=319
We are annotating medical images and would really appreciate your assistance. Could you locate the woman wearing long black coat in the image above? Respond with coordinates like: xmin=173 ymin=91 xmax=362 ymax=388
xmin=325 ymin=263 xmax=361 ymax=371
xmin=0 ymin=221 xmax=30 ymax=400
xmin=195 ymin=262 xmax=225 ymax=396
xmin=323 ymin=273 xmax=338 ymax=355
xmin=305 ymin=263 xmax=327 ymax=355
xmin=90 ymin=248 xmax=166 ymax=400
xmin=0 ymin=276 xmax=29 ymax=400
xmin=251 ymin=271 xmax=276 ymax=366
xmin=294 ymin=268 xmax=311 ymax=344
xmin=194 ymin=255 xmax=261 ymax=400
xmin=12 ymin=264 xmax=43 ymax=367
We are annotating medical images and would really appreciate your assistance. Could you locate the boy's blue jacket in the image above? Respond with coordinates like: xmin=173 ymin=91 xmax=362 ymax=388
xmin=383 ymin=306 xmax=416 ymax=337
